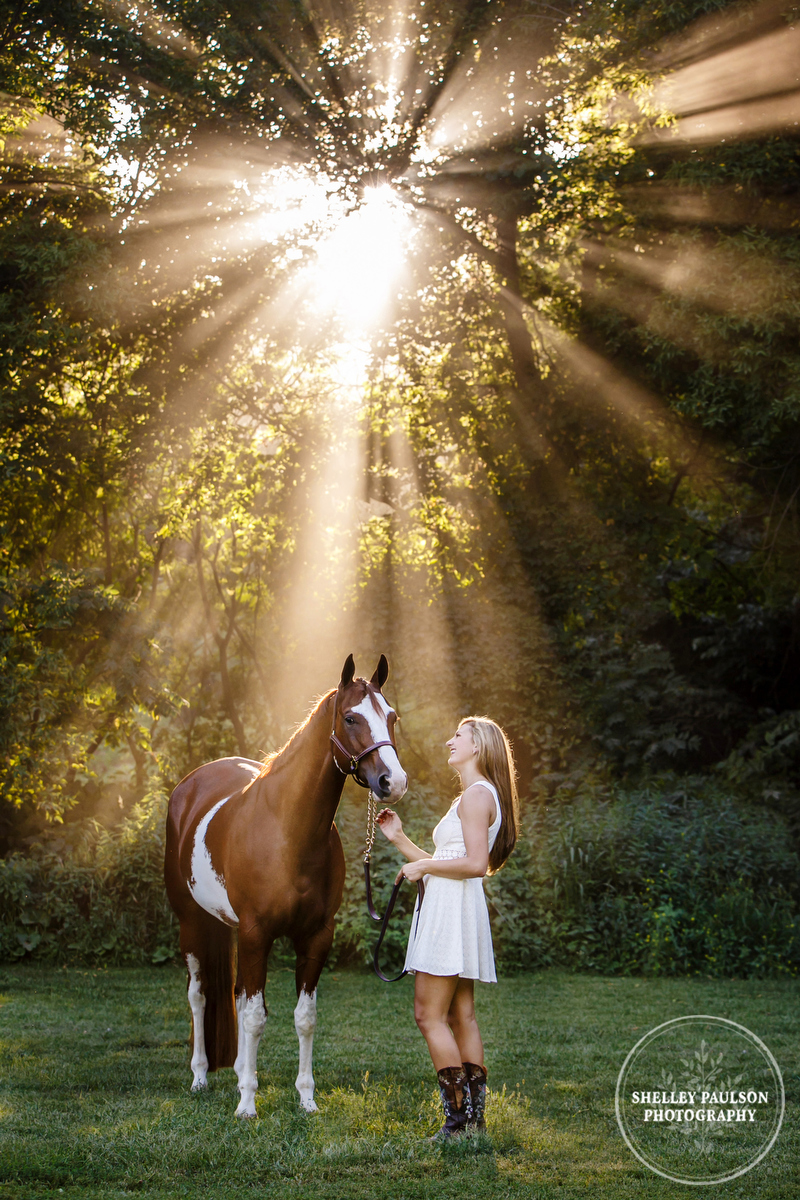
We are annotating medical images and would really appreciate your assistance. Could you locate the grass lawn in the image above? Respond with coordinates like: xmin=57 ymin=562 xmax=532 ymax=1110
xmin=0 ymin=965 xmax=796 ymax=1200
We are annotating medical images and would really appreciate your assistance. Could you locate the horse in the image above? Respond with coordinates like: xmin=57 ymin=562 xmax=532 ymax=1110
xmin=164 ymin=653 xmax=408 ymax=1117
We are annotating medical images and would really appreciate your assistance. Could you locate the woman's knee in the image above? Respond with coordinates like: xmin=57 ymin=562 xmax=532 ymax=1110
xmin=414 ymin=1002 xmax=436 ymax=1035
xmin=414 ymin=974 xmax=458 ymax=1032
xmin=415 ymin=998 xmax=452 ymax=1038
xmin=448 ymin=993 xmax=476 ymax=1029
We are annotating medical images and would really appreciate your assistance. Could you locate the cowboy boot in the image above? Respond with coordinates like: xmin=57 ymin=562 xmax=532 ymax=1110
xmin=435 ymin=1065 xmax=472 ymax=1139
xmin=463 ymin=1062 xmax=487 ymax=1132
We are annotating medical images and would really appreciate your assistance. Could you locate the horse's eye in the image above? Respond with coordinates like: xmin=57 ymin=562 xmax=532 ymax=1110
xmin=344 ymin=715 xmax=355 ymax=725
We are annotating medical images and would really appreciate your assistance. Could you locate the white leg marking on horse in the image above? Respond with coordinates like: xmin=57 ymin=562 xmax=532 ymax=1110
xmin=186 ymin=952 xmax=208 ymax=1091
xmin=294 ymin=988 xmax=318 ymax=1113
xmin=233 ymin=990 xmax=247 ymax=1083
xmin=352 ymin=694 xmax=408 ymax=795
xmin=234 ymin=993 xmax=267 ymax=1119
xmin=189 ymin=796 xmax=239 ymax=925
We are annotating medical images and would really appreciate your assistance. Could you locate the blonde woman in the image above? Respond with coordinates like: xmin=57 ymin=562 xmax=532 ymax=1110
xmin=377 ymin=716 xmax=519 ymax=1138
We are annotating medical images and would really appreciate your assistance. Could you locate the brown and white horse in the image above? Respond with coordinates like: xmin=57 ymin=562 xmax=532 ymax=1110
xmin=164 ymin=654 xmax=407 ymax=1116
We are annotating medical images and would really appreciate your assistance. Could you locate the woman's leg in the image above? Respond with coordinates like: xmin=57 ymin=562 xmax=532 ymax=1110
xmin=414 ymin=972 xmax=472 ymax=1137
xmin=448 ymin=979 xmax=487 ymax=1131
xmin=413 ymin=972 xmax=461 ymax=1070
xmin=447 ymin=977 xmax=484 ymax=1066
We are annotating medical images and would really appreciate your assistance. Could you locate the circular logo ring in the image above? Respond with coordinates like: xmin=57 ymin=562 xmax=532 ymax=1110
xmin=615 ymin=1015 xmax=785 ymax=1186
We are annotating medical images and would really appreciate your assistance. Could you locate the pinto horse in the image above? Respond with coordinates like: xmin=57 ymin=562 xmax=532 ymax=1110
xmin=164 ymin=653 xmax=407 ymax=1117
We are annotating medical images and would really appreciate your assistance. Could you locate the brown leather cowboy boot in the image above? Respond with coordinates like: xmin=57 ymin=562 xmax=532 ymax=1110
xmin=463 ymin=1062 xmax=487 ymax=1132
xmin=435 ymin=1065 xmax=472 ymax=1138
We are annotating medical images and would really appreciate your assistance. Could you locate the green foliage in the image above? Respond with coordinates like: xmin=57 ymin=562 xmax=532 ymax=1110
xmin=485 ymin=781 xmax=800 ymax=977
xmin=0 ymin=790 xmax=176 ymax=964
xmin=1 ymin=0 xmax=799 ymax=986
xmin=0 ymin=564 xmax=139 ymax=820
xmin=3 ymin=779 xmax=796 ymax=980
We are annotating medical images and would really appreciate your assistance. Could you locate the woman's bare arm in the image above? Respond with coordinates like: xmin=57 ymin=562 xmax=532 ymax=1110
xmin=398 ymin=785 xmax=493 ymax=881
xmin=376 ymin=808 xmax=429 ymax=861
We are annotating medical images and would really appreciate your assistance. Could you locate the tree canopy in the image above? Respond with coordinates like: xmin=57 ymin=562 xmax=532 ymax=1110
xmin=1 ymin=0 xmax=799 ymax=853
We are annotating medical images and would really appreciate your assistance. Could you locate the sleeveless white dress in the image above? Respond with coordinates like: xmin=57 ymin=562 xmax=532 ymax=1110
xmin=403 ymin=779 xmax=502 ymax=982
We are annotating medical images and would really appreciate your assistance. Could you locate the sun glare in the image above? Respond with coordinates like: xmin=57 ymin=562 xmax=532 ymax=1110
xmin=251 ymin=170 xmax=331 ymax=245
xmin=310 ymin=184 xmax=411 ymax=332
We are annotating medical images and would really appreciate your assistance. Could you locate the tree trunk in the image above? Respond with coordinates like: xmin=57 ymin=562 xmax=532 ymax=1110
xmin=101 ymin=500 xmax=112 ymax=586
xmin=496 ymin=215 xmax=544 ymax=407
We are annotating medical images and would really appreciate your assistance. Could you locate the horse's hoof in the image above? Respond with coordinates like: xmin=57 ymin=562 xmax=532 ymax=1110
xmin=299 ymin=1097 xmax=319 ymax=1114
xmin=191 ymin=1080 xmax=208 ymax=1092
xmin=236 ymin=1109 xmax=256 ymax=1119
xmin=235 ymin=1096 xmax=257 ymax=1118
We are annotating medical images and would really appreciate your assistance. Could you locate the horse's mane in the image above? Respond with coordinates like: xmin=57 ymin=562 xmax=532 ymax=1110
xmin=250 ymin=689 xmax=335 ymax=784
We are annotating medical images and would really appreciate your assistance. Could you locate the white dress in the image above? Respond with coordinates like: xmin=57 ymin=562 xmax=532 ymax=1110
xmin=403 ymin=779 xmax=502 ymax=982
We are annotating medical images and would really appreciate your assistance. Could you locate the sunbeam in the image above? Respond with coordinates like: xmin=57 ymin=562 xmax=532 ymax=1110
xmin=310 ymin=184 xmax=413 ymax=330
xmin=3 ymin=0 xmax=799 ymax=847
xmin=645 ymin=0 xmax=800 ymax=143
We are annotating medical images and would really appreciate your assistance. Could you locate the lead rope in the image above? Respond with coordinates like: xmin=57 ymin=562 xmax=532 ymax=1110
xmin=363 ymin=790 xmax=381 ymax=922
xmin=363 ymin=789 xmax=424 ymax=982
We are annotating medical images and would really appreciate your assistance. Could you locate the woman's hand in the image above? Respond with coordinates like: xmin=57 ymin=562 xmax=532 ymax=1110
xmin=376 ymin=808 xmax=403 ymax=843
xmin=396 ymin=859 xmax=430 ymax=883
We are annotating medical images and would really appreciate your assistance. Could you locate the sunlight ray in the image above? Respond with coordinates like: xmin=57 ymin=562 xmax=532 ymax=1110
xmin=618 ymin=184 xmax=800 ymax=232
xmin=578 ymin=236 xmax=791 ymax=321
xmin=657 ymin=21 xmax=800 ymax=115
xmin=642 ymin=1 xmax=800 ymax=144
xmin=266 ymin=368 xmax=366 ymax=720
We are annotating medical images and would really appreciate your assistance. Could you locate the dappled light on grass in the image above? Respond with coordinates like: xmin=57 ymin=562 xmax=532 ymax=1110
xmin=308 ymin=1075 xmax=531 ymax=1156
xmin=309 ymin=1077 xmax=437 ymax=1150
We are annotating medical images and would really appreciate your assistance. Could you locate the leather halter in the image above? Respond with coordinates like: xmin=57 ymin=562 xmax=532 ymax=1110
xmin=329 ymin=686 xmax=395 ymax=787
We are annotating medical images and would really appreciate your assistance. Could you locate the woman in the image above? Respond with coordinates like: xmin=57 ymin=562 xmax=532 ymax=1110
xmin=377 ymin=716 xmax=519 ymax=1138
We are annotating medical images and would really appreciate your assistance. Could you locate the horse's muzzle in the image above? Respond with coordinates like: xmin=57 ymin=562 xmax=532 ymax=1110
xmin=363 ymin=763 xmax=407 ymax=801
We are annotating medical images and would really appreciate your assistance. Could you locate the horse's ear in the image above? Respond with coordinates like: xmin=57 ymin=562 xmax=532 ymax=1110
xmin=339 ymin=653 xmax=356 ymax=689
xmin=370 ymin=654 xmax=389 ymax=690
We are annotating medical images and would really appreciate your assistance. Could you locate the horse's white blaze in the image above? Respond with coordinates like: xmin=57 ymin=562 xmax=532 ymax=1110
xmin=352 ymin=694 xmax=408 ymax=797
xmin=294 ymin=988 xmax=318 ymax=1113
xmin=186 ymin=952 xmax=208 ymax=1091
xmin=189 ymin=795 xmax=239 ymax=925
xmin=234 ymin=993 xmax=267 ymax=1118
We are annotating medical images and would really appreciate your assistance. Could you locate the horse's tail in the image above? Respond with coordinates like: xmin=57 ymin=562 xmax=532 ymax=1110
xmin=203 ymin=919 xmax=237 ymax=1072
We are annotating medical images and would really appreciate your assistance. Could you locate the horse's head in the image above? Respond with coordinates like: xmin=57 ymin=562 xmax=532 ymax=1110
xmin=331 ymin=653 xmax=408 ymax=802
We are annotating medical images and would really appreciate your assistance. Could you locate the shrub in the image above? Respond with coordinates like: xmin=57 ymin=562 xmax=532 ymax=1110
xmin=0 ymin=790 xmax=177 ymax=965
xmin=2 ymin=779 xmax=797 ymax=977
xmin=484 ymin=781 xmax=799 ymax=977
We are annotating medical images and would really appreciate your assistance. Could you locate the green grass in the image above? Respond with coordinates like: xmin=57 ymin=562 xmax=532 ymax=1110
xmin=0 ymin=966 xmax=797 ymax=1199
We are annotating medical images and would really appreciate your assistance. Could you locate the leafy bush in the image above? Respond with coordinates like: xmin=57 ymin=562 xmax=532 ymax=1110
xmin=0 ymin=790 xmax=177 ymax=965
xmin=486 ymin=781 xmax=799 ymax=977
xmin=2 ymin=779 xmax=797 ymax=978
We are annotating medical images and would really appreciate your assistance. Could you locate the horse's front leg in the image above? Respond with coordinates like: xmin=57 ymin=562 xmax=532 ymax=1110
xmin=293 ymin=925 xmax=334 ymax=1113
xmin=294 ymin=989 xmax=318 ymax=1112
xmin=233 ymin=923 xmax=271 ymax=1118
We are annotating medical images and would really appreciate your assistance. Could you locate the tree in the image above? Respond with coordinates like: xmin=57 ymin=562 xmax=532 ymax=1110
xmin=1 ymin=0 xmax=799 ymax=850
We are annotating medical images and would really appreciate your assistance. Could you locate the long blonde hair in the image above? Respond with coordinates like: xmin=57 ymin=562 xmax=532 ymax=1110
xmin=459 ymin=716 xmax=519 ymax=873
